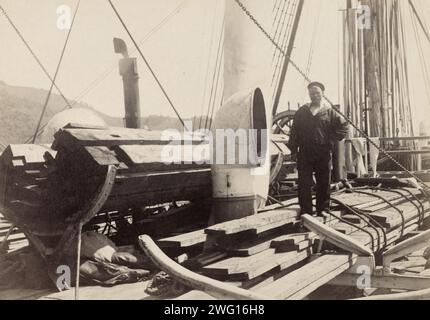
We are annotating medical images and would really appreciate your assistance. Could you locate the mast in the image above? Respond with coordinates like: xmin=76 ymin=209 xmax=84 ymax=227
xmin=272 ymin=0 xmax=305 ymax=116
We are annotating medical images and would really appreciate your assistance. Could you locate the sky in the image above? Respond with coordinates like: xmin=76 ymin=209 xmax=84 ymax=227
xmin=0 ymin=0 xmax=429 ymax=131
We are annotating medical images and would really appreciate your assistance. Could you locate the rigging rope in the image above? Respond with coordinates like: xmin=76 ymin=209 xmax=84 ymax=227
xmin=272 ymin=0 xmax=282 ymax=21
xmin=233 ymin=0 xmax=430 ymax=190
xmin=409 ymin=6 xmax=430 ymax=108
xmin=208 ymin=43 xmax=224 ymax=130
xmin=205 ymin=38 xmax=224 ymax=129
xmin=205 ymin=18 xmax=224 ymax=130
xmin=197 ymin=0 xmax=219 ymax=131
xmin=302 ymin=0 xmax=322 ymax=99
xmin=272 ymin=0 xmax=290 ymax=63
xmin=409 ymin=0 xmax=430 ymax=45
xmin=0 ymin=4 xmax=71 ymax=108
xmin=271 ymin=0 xmax=289 ymax=58
xmin=271 ymin=0 xmax=298 ymax=104
xmin=26 ymin=0 xmax=189 ymax=144
xmin=31 ymin=0 xmax=81 ymax=144
xmin=271 ymin=0 xmax=296 ymax=106
xmin=107 ymin=0 xmax=186 ymax=129
xmin=271 ymin=0 xmax=294 ymax=86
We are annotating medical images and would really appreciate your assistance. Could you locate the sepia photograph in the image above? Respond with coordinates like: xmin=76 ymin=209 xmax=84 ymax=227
xmin=0 ymin=0 xmax=430 ymax=304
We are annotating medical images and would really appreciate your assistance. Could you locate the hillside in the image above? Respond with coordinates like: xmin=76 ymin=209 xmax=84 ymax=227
xmin=0 ymin=81 xmax=211 ymax=148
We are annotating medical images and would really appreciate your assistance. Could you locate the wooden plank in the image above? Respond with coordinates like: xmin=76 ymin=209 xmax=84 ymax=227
xmin=223 ymin=258 xmax=309 ymax=291
xmin=330 ymin=273 xmax=430 ymax=291
xmin=255 ymin=254 xmax=357 ymax=299
xmin=202 ymin=249 xmax=277 ymax=277
xmin=41 ymin=281 xmax=153 ymax=300
xmin=5 ymin=144 xmax=55 ymax=167
xmin=240 ymin=259 xmax=309 ymax=291
xmin=186 ymin=252 xmax=229 ymax=269
xmin=369 ymin=201 xmax=430 ymax=229
xmin=274 ymin=239 xmax=314 ymax=253
xmin=202 ymin=248 xmax=312 ymax=282
xmin=53 ymin=128 xmax=206 ymax=151
xmin=138 ymin=235 xmax=268 ymax=300
xmin=205 ymin=209 xmax=299 ymax=236
xmin=342 ymin=214 xmax=367 ymax=226
xmin=0 ymin=232 xmax=26 ymax=242
xmin=115 ymin=145 xmax=210 ymax=171
xmin=302 ymin=214 xmax=374 ymax=257
xmin=270 ymin=233 xmax=316 ymax=248
xmin=84 ymin=146 xmax=120 ymax=166
xmin=383 ymin=228 xmax=430 ymax=267
xmin=221 ymin=228 xmax=288 ymax=257
xmin=174 ymin=290 xmax=216 ymax=300
xmin=0 ymin=222 xmax=12 ymax=230
xmin=157 ymin=229 xmax=207 ymax=248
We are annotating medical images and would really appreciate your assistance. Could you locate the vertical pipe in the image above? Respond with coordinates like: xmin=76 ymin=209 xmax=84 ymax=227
xmin=119 ymin=58 xmax=141 ymax=129
xmin=75 ymin=223 xmax=83 ymax=301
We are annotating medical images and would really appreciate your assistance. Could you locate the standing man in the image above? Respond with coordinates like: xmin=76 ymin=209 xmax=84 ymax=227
xmin=288 ymin=82 xmax=349 ymax=217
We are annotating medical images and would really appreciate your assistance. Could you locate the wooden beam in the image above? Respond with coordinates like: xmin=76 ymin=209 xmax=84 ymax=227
xmin=138 ymin=235 xmax=268 ymax=300
xmin=255 ymin=254 xmax=357 ymax=299
xmin=330 ymin=273 xmax=430 ymax=291
xmin=385 ymin=150 xmax=430 ymax=155
xmin=205 ymin=209 xmax=299 ymax=237
xmin=302 ymin=214 xmax=374 ymax=258
xmin=202 ymin=248 xmax=311 ymax=281
xmin=383 ymin=228 xmax=430 ymax=268
xmin=157 ymin=229 xmax=207 ymax=249
xmin=379 ymin=136 xmax=430 ymax=141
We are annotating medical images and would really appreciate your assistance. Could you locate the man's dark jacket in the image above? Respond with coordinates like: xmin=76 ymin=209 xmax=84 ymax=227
xmin=288 ymin=103 xmax=349 ymax=154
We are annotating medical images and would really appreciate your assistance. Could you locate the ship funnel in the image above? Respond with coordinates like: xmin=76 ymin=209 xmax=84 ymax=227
xmin=210 ymin=87 xmax=271 ymax=224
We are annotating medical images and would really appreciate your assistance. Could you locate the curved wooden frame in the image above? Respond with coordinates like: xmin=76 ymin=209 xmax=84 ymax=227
xmin=0 ymin=165 xmax=117 ymax=260
xmin=138 ymin=234 xmax=268 ymax=300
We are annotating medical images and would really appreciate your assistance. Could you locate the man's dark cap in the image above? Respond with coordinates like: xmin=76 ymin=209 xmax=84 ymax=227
xmin=307 ymin=82 xmax=325 ymax=92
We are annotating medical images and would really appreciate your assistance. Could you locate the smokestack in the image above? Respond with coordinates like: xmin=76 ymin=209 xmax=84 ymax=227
xmin=114 ymin=38 xmax=141 ymax=129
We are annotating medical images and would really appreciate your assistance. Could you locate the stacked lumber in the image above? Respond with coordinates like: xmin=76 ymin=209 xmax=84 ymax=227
xmin=0 ymin=127 xmax=213 ymax=237
xmin=165 ymin=186 xmax=429 ymax=299
xmin=320 ymin=188 xmax=430 ymax=253
xmin=49 ymin=127 xmax=212 ymax=214
xmin=0 ymin=144 xmax=55 ymax=222
xmin=156 ymin=207 xmax=345 ymax=293
xmin=0 ymin=214 xmax=28 ymax=254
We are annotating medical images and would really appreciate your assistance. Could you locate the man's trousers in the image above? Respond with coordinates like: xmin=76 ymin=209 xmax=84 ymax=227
xmin=297 ymin=146 xmax=332 ymax=215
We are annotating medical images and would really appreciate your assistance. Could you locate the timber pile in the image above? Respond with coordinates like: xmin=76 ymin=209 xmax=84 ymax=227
xmin=157 ymin=205 xmax=344 ymax=293
xmin=0 ymin=126 xmax=212 ymax=237
xmin=49 ymin=127 xmax=212 ymax=215
xmin=0 ymin=144 xmax=56 ymax=229
xmin=0 ymin=213 xmax=28 ymax=254
xmin=323 ymin=188 xmax=430 ymax=253
xmin=160 ymin=186 xmax=429 ymax=299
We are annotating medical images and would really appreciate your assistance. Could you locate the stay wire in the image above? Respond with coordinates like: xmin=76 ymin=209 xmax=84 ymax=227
xmin=31 ymin=0 xmax=81 ymax=144
xmin=107 ymin=0 xmax=186 ymax=129
xmin=0 ymin=4 xmax=71 ymax=108
xmin=233 ymin=0 xmax=429 ymax=190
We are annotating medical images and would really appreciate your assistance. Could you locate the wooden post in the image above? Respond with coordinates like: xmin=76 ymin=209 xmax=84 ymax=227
xmin=333 ymin=105 xmax=346 ymax=181
xmin=75 ymin=223 xmax=83 ymax=301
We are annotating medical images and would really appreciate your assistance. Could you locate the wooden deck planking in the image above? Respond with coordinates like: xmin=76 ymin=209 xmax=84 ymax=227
xmin=255 ymin=254 xmax=357 ymax=299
